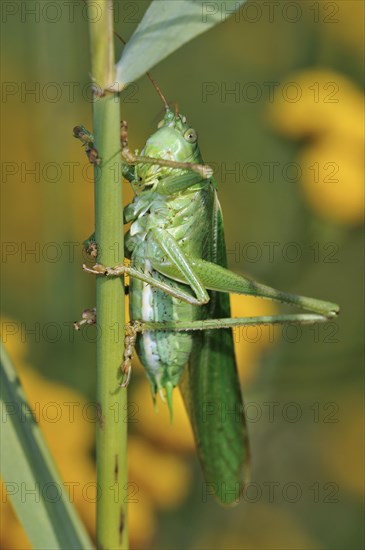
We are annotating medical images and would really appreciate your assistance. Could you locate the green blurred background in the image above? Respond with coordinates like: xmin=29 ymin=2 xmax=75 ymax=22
xmin=1 ymin=1 xmax=364 ymax=548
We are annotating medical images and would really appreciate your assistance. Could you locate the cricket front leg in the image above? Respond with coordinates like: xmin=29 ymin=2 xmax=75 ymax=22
xmin=122 ymin=148 xmax=213 ymax=180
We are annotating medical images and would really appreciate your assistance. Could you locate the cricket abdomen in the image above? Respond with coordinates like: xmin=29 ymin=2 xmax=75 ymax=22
xmin=130 ymin=259 xmax=200 ymax=395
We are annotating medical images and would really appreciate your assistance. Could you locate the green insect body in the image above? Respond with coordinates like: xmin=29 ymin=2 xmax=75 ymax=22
xmin=77 ymin=101 xmax=339 ymax=507
xmin=123 ymin=110 xmax=248 ymax=503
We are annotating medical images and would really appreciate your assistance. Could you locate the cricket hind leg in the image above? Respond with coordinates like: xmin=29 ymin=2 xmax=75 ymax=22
xmin=111 ymin=312 xmax=332 ymax=389
xmin=187 ymin=258 xmax=339 ymax=319
xmin=138 ymin=312 xmax=333 ymax=332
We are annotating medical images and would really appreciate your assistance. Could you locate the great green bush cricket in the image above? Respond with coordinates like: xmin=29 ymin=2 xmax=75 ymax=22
xmin=74 ymin=75 xmax=339 ymax=507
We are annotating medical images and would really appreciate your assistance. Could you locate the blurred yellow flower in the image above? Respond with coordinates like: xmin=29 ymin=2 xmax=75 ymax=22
xmin=270 ymin=70 xmax=364 ymax=225
xmin=300 ymin=135 xmax=364 ymax=225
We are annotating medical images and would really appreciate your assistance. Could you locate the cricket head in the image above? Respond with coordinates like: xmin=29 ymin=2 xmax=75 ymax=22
xmin=135 ymin=108 xmax=203 ymax=187
xmin=150 ymin=109 xmax=200 ymax=159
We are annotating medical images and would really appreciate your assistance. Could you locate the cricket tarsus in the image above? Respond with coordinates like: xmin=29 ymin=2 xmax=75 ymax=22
xmin=74 ymin=308 xmax=96 ymax=331
xmin=120 ymin=322 xmax=143 ymax=388
xmin=73 ymin=124 xmax=100 ymax=164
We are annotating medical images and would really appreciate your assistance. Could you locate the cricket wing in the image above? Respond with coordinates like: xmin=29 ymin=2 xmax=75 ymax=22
xmin=179 ymin=193 xmax=249 ymax=506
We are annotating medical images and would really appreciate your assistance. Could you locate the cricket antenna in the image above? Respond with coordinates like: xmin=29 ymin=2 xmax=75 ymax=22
xmin=146 ymin=72 xmax=169 ymax=111
xmin=114 ymin=31 xmax=170 ymax=111
xmin=114 ymin=31 xmax=126 ymax=46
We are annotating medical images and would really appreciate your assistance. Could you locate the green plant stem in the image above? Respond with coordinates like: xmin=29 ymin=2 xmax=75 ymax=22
xmin=88 ymin=2 xmax=128 ymax=549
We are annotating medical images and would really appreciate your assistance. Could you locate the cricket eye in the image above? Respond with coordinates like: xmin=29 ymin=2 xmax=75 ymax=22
xmin=184 ymin=128 xmax=197 ymax=143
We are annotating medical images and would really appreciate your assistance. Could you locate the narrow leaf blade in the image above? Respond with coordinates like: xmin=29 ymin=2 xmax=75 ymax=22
xmin=114 ymin=0 xmax=246 ymax=89
xmin=0 ymin=344 xmax=93 ymax=550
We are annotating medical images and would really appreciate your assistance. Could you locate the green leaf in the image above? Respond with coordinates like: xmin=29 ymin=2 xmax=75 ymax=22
xmin=113 ymin=0 xmax=247 ymax=89
xmin=0 ymin=343 xmax=93 ymax=550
